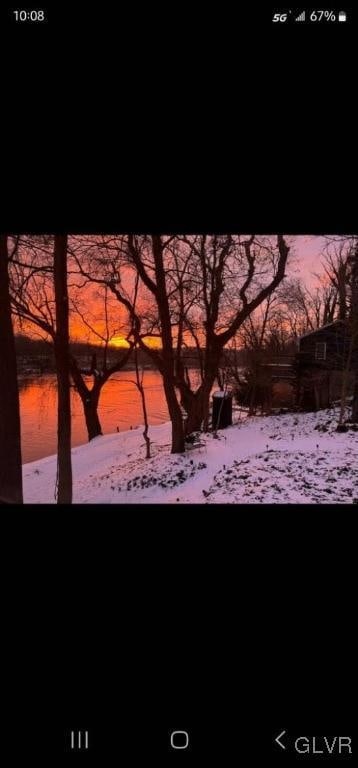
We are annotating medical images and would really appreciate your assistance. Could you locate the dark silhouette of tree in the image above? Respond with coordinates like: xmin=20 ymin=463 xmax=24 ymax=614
xmin=68 ymin=287 xmax=134 ymax=440
xmin=321 ymin=237 xmax=357 ymax=321
xmin=175 ymin=235 xmax=290 ymax=435
xmin=71 ymin=235 xmax=187 ymax=452
xmin=9 ymin=237 xmax=134 ymax=442
xmin=72 ymin=234 xmax=290 ymax=452
xmin=69 ymin=346 xmax=133 ymax=440
xmin=348 ymin=242 xmax=358 ymax=422
xmin=276 ymin=276 xmax=338 ymax=339
xmin=53 ymin=235 xmax=72 ymax=503
xmin=0 ymin=235 xmax=23 ymax=503
xmin=332 ymin=238 xmax=358 ymax=428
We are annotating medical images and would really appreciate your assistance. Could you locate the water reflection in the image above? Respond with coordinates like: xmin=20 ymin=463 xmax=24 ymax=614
xmin=19 ymin=371 xmax=172 ymax=464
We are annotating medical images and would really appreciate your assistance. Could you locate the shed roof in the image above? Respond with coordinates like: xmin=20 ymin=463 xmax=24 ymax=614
xmin=299 ymin=319 xmax=347 ymax=340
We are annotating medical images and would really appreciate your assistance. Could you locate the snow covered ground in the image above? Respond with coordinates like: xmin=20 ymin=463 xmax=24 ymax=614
xmin=23 ymin=407 xmax=358 ymax=504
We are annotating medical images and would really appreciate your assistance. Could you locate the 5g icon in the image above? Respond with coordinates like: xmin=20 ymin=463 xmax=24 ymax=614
xmin=272 ymin=12 xmax=288 ymax=22
xmin=170 ymin=730 xmax=189 ymax=750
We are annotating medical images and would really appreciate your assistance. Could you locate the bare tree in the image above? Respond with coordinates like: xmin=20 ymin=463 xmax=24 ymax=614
xmin=277 ymin=276 xmax=338 ymax=340
xmin=175 ymin=235 xmax=290 ymax=434
xmin=8 ymin=237 xmax=135 ymax=442
xmin=69 ymin=287 xmax=134 ymax=440
xmin=134 ymin=346 xmax=151 ymax=459
xmin=0 ymin=235 xmax=23 ymax=503
xmin=321 ymin=238 xmax=355 ymax=321
xmin=53 ymin=235 xmax=72 ymax=503
xmin=332 ymin=239 xmax=358 ymax=427
xmin=71 ymin=235 xmax=187 ymax=452
xmin=69 ymin=347 xmax=133 ymax=440
xmin=347 ymin=242 xmax=358 ymax=422
xmin=71 ymin=235 xmax=290 ymax=451
xmin=232 ymin=294 xmax=282 ymax=415
xmin=9 ymin=235 xmax=72 ymax=499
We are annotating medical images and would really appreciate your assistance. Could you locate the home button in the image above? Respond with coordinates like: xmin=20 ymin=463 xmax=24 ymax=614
xmin=170 ymin=730 xmax=189 ymax=749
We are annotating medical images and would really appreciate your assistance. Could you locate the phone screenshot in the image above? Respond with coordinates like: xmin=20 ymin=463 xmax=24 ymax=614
xmin=1 ymin=5 xmax=355 ymax=765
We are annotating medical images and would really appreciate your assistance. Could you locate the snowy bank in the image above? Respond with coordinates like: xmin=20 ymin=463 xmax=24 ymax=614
xmin=23 ymin=408 xmax=358 ymax=504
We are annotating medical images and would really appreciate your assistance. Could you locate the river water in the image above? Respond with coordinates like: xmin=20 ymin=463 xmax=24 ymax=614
xmin=19 ymin=370 xmax=205 ymax=464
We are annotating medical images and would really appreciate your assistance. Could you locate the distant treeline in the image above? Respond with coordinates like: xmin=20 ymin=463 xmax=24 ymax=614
xmin=15 ymin=334 xmax=125 ymax=360
xmin=15 ymin=333 xmax=256 ymax=373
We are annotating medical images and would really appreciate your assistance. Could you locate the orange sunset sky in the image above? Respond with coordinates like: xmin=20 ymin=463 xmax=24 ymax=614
xmin=17 ymin=236 xmax=327 ymax=348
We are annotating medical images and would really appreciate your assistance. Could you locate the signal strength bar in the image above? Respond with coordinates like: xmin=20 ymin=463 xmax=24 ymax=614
xmin=295 ymin=11 xmax=306 ymax=21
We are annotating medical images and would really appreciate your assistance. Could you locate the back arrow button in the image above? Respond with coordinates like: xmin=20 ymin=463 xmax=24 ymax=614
xmin=275 ymin=730 xmax=287 ymax=750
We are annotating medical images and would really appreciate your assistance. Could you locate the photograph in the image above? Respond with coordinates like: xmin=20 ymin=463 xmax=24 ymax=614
xmin=1 ymin=233 xmax=357 ymax=505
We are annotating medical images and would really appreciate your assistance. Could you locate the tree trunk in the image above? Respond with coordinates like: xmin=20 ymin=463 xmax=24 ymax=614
xmin=181 ymin=349 xmax=220 ymax=435
xmin=184 ymin=378 xmax=215 ymax=435
xmin=0 ymin=236 xmax=23 ymax=503
xmin=179 ymin=385 xmax=195 ymax=418
xmin=337 ymin=373 xmax=348 ymax=426
xmin=134 ymin=349 xmax=151 ymax=459
xmin=163 ymin=379 xmax=185 ymax=453
xmin=54 ymin=235 xmax=72 ymax=503
xmin=337 ymin=332 xmax=354 ymax=428
xmin=83 ymin=397 xmax=103 ymax=440
xmin=349 ymin=246 xmax=358 ymax=421
xmin=351 ymin=373 xmax=358 ymax=422
xmin=185 ymin=389 xmax=206 ymax=435
xmin=151 ymin=236 xmax=185 ymax=453
xmin=70 ymin=357 xmax=103 ymax=441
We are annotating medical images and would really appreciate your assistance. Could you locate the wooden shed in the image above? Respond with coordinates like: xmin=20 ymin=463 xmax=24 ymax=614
xmin=295 ymin=320 xmax=358 ymax=410
xmin=297 ymin=320 xmax=358 ymax=370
